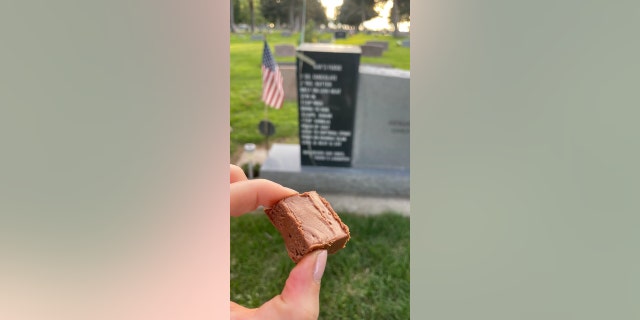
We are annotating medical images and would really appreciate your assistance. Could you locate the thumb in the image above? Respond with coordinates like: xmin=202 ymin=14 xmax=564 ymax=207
xmin=256 ymin=250 xmax=328 ymax=319
xmin=281 ymin=250 xmax=327 ymax=303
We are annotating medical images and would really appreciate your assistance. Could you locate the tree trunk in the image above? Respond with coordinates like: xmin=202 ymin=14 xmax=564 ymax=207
xmin=249 ymin=0 xmax=255 ymax=33
xmin=392 ymin=0 xmax=400 ymax=37
xmin=289 ymin=0 xmax=295 ymax=31
xmin=230 ymin=0 xmax=236 ymax=33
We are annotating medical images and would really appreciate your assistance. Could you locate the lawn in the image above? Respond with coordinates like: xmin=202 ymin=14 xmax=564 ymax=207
xmin=231 ymin=211 xmax=410 ymax=319
xmin=229 ymin=31 xmax=410 ymax=159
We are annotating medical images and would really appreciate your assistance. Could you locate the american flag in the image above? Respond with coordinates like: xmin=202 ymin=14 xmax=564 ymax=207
xmin=261 ymin=41 xmax=284 ymax=109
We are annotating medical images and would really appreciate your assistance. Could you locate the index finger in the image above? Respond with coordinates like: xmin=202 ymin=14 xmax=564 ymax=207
xmin=230 ymin=179 xmax=297 ymax=216
xmin=230 ymin=164 xmax=247 ymax=183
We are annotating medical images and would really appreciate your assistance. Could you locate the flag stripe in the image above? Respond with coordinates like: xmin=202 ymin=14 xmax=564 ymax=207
xmin=262 ymin=41 xmax=284 ymax=109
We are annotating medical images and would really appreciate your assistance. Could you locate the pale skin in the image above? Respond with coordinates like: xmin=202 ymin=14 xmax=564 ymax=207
xmin=230 ymin=164 xmax=327 ymax=320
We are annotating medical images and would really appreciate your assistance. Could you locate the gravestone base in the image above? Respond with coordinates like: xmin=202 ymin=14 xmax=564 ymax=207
xmin=260 ymin=144 xmax=409 ymax=198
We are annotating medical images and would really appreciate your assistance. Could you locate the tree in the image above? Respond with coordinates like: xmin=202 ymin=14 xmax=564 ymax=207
xmin=249 ymin=0 xmax=255 ymax=32
xmin=233 ymin=0 xmax=250 ymax=25
xmin=389 ymin=0 xmax=409 ymax=37
xmin=233 ymin=0 xmax=267 ymax=31
xmin=259 ymin=0 xmax=327 ymax=31
xmin=337 ymin=0 xmax=380 ymax=31
xmin=231 ymin=0 xmax=237 ymax=32
xmin=306 ymin=0 xmax=328 ymax=26
xmin=260 ymin=0 xmax=286 ymax=27
xmin=289 ymin=0 xmax=296 ymax=30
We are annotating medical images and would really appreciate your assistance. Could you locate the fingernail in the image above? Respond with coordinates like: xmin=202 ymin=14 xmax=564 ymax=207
xmin=313 ymin=250 xmax=327 ymax=283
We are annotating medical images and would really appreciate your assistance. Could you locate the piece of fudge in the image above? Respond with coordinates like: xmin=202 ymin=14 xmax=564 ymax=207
xmin=265 ymin=191 xmax=350 ymax=263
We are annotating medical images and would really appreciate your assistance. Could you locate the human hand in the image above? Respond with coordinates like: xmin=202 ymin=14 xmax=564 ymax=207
xmin=230 ymin=164 xmax=327 ymax=320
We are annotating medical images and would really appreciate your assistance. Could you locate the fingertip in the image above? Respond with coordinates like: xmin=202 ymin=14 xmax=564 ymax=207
xmin=230 ymin=164 xmax=248 ymax=183
xmin=278 ymin=186 xmax=299 ymax=202
xmin=313 ymin=250 xmax=327 ymax=283
xmin=230 ymin=179 xmax=298 ymax=216
xmin=281 ymin=250 xmax=324 ymax=299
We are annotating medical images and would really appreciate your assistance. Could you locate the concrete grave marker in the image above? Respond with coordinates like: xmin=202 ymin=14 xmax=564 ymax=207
xmin=365 ymin=41 xmax=389 ymax=51
xmin=352 ymin=66 xmax=409 ymax=169
xmin=360 ymin=44 xmax=384 ymax=57
xmin=275 ymin=44 xmax=295 ymax=57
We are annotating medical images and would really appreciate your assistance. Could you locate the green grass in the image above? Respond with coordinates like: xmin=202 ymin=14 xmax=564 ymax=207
xmin=230 ymin=31 xmax=410 ymax=158
xmin=231 ymin=211 xmax=410 ymax=319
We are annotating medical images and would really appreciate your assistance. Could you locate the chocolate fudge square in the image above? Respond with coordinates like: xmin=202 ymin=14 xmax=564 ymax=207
xmin=265 ymin=191 xmax=350 ymax=263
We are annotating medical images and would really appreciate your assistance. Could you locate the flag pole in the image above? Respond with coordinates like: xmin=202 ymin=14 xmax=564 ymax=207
xmin=264 ymin=101 xmax=269 ymax=149
xmin=264 ymin=37 xmax=269 ymax=149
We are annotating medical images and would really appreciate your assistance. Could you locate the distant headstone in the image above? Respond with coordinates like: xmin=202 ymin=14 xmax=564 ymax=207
xmin=250 ymin=34 xmax=264 ymax=41
xmin=281 ymin=31 xmax=292 ymax=37
xmin=402 ymin=40 xmax=410 ymax=47
xmin=275 ymin=44 xmax=295 ymax=57
xmin=365 ymin=41 xmax=389 ymax=51
xmin=334 ymin=31 xmax=347 ymax=39
xmin=296 ymin=43 xmax=361 ymax=167
xmin=360 ymin=44 xmax=384 ymax=57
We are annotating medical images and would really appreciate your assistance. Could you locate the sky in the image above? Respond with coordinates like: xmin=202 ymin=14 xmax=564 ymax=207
xmin=320 ymin=0 xmax=410 ymax=32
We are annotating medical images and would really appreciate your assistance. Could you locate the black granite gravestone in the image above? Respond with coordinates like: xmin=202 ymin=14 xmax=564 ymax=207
xmin=296 ymin=43 xmax=361 ymax=167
